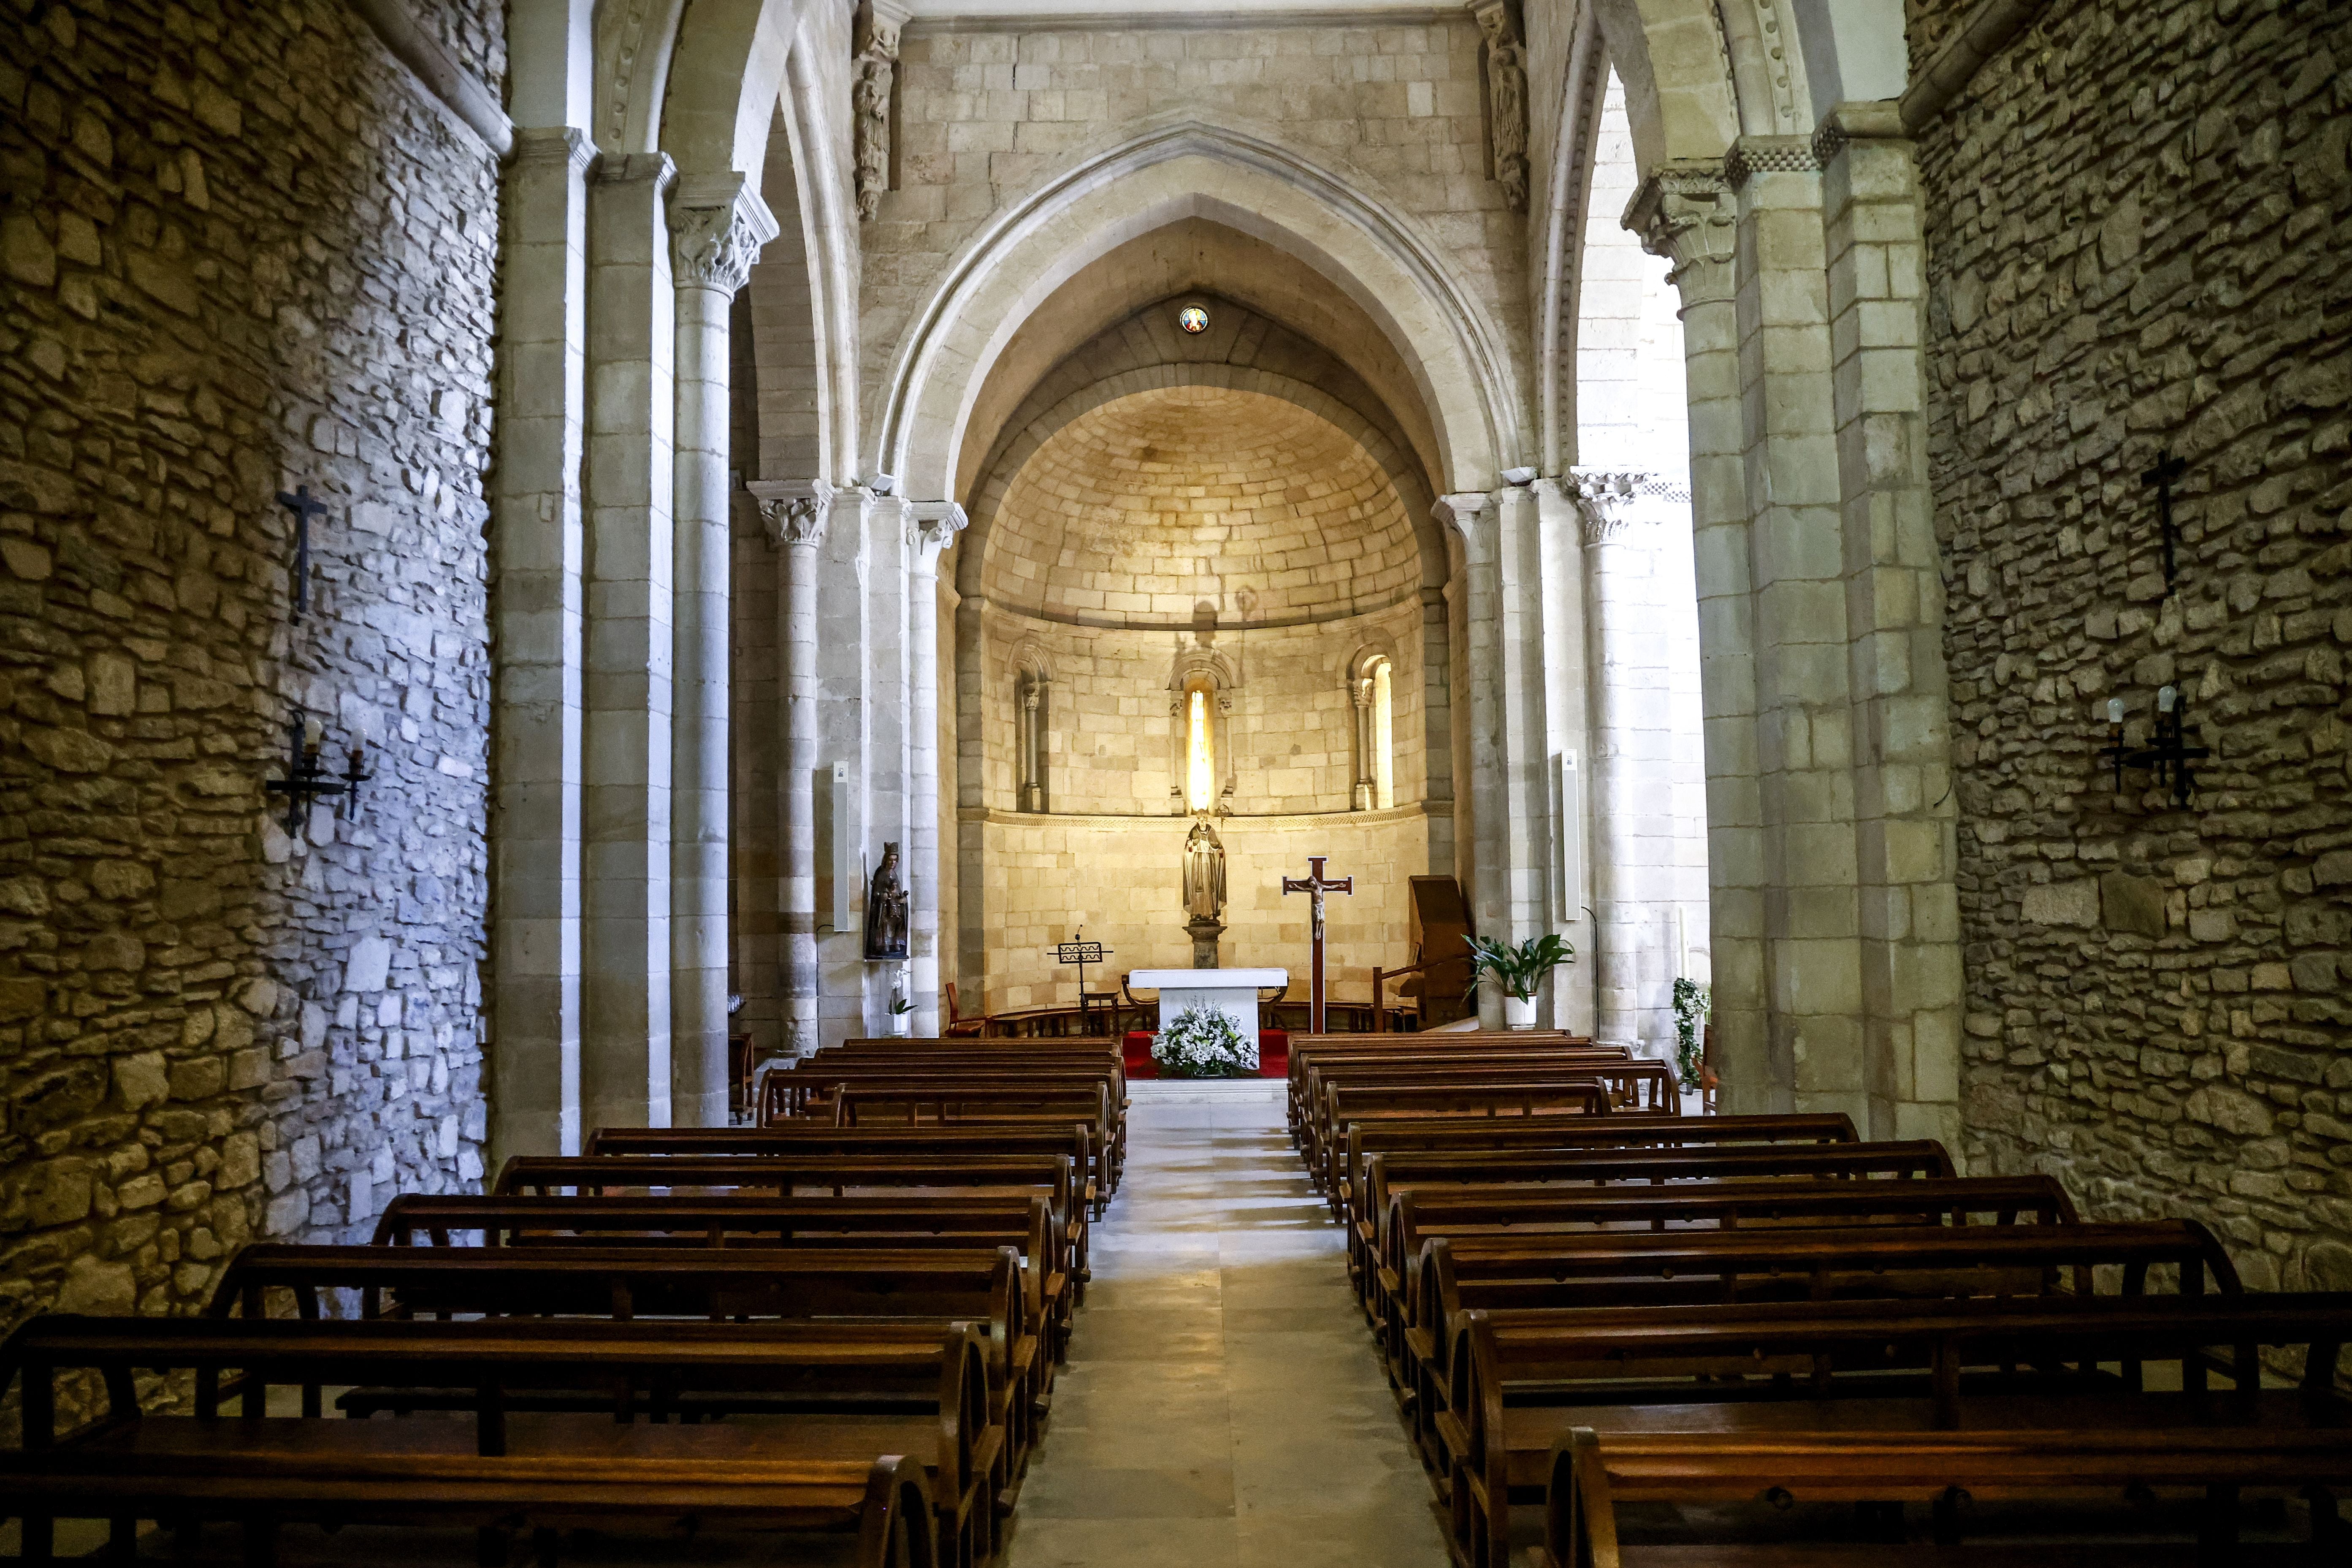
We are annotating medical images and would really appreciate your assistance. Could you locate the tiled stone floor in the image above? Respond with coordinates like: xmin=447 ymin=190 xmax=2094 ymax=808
xmin=999 ymin=1080 xmax=1451 ymax=1568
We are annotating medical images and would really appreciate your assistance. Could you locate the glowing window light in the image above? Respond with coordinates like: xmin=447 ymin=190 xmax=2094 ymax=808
xmin=1187 ymin=687 xmax=1215 ymax=811
xmin=1372 ymin=659 xmax=1394 ymax=810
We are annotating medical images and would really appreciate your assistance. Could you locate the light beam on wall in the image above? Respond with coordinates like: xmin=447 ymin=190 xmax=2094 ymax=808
xmin=1187 ymin=687 xmax=1215 ymax=812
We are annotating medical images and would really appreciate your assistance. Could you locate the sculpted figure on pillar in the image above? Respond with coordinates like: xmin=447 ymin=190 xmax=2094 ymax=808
xmin=853 ymin=3 xmax=907 ymax=222
xmin=1471 ymin=0 xmax=1529 ymax=212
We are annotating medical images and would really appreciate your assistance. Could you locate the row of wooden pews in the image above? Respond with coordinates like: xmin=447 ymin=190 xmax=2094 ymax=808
xmin=1289 ymin=1029 xmax=2352 ymax=1565
xmin=0 ymin=1037 xmax=1125 ymax=1567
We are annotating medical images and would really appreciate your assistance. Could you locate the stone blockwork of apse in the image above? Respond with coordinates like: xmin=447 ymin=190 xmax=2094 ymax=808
xmin=981 ymin=388 xmax=1422 ymax=630
xmin=868 ymin=14 xmax=1528 ymax=426
xmin=1924 ymin=0 xmax=2352 ymax=1289
xmin=0 ymin=0 xmax=498 ymax=1342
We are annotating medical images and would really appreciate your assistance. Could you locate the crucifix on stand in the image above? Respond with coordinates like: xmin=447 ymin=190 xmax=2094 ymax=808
xmin=1281 ymin=856 xmax=1352 ymax=1035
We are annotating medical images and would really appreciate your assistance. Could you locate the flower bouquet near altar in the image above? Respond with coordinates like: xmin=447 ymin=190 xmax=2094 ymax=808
xmin=1151 ymin=1003 xmax=1258 ymax=1078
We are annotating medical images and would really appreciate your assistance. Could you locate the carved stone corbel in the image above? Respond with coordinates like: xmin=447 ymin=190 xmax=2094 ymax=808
xmin=854 ymin=0 xmax=910 ymax=222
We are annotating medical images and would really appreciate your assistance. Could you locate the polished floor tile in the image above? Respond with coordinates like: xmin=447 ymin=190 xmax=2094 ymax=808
xmin=1004 ymin=1082 xmax=1452 ymax=1567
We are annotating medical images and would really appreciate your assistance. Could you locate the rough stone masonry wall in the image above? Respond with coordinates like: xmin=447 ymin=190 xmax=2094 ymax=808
xmin=0 ymin=0 xmax=500 ymax=1344
xmin=1921 ymin=0 xmax=2352 ymax=1288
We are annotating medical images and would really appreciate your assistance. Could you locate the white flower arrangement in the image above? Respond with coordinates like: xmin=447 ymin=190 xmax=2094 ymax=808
xmin=1150 ymin=1003 xmax=1257 ymax=1078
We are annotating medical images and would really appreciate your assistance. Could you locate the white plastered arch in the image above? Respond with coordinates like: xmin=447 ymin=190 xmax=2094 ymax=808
xmin=872 ymin=121 xmax=1526 ymax=502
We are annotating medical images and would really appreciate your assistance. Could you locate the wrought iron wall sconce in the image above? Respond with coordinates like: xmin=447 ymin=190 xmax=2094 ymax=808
xmin=265 ymin=711 xmax=371 ymax=834
xmin=2097 ymin=685 xmax=2210 ymax=808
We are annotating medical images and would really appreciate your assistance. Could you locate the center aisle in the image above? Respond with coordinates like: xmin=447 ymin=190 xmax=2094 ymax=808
xmin=1003 ymin=1081 xmax=1452 ymax=1568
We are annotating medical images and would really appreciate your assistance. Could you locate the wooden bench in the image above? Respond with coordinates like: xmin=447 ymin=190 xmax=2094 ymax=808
xmin=1438 ymin=1225 xmax=2252 ymax=1568
xmin=1296 ymin=1052 xmax=1646 ymax=1164
xmin=1309 ymin=1067 xmax=1679 ymax=1192
xmin=1285 ymin=1039 xmax=1616 ymax=1141
xmin=0 ymin=1313 xmax=984 ymax=1568
xmin=1328 ymin=1110 xmax=1859 ymax=1226
xmin=210 ymin=1242 xmax=1034 ymax=1498
xmin=585 ymin=1121 xmax=1113 ymax=1216
xmin=1525 ymin=1294 xmax=2352 ymax=1568
xmin=770 ymin=1070 xmax=1125 ymax=1186
xmin=492 ymin=1153 xmax=1089 ymax=1296
xmin=1360 ymin=1137 xmax=1959 ymax=1305
xmin=371 ymin=1190 xmax=1076 ymax=1363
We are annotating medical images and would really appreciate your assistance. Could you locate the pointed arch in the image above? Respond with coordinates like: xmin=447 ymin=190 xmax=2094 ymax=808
xmin=870 ymin=121 xmax=1527 ymax=501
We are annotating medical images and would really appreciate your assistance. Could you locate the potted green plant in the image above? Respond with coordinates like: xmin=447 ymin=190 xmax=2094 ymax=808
xmin=1672 ymin=978 xmax=1710 ymax=1092
xmin=887 ymin=992 xmax=913 ymax=1037
xmin=1463 ymin=932 xmax=1574 ymax=1029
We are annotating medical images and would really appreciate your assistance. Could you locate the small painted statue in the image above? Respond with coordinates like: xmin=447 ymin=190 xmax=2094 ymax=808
xmin=865 ymin=841 xmax=910 ymax=959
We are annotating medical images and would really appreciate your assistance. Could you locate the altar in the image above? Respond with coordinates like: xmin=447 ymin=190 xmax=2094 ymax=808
xmin=1128 ymin=967 xmax=1287 ymax=1056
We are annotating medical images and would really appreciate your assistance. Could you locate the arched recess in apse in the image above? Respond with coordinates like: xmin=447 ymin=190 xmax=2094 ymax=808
xmin=1006 ymin=642 xmax=1054 ymax=814
xmin=1344 ymin=639 xmax=1402 ymax=813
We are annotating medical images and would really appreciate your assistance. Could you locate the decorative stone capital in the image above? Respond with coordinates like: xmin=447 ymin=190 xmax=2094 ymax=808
xmin=669 ymin=172 xmax=779 ymax=296
xmin=1469 ymin=0 xmax=1529 ymax=212
xmin=746 ymin=478 xmax=834 ymax=549
xmin=1625 ymin=161 xmax=1736 ymax=301
xmin=905 ymin=500 xmax=969 ymax=569
xmin=1567 ymin=469 xmax=1652 ymax=545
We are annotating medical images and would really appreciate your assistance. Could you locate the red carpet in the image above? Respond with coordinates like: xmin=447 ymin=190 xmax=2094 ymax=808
xmin=1125 ymin=1029 xmax=1288 ymax=1079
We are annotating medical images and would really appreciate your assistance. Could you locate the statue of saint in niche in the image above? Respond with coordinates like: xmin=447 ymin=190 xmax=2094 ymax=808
xmin=865 ymin=842 xmax=910 ymax=959
xmin=1181 ymin=815 xmax=1227 ymax=921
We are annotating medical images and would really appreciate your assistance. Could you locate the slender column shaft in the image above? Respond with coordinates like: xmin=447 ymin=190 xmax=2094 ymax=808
xmin=581 ymin=151 xmax=676 ymax=1133
xmin=907 ymin=503 xmax=968 ymax=1038
xmin=1437 ymin=493 xmax=1506 ymax=1028
xmin=491 ymin=125 xmax=596 ymax=1159
xmin=748 ymin=479 xmax=832 ymax=1062
xmin=669 ymin=174 xmax=777 ymax=1124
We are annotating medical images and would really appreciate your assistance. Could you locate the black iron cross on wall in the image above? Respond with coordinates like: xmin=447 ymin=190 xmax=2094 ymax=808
xmin=275 ymin=485 xmax=331 ymax=624
xmin=2141 ymin=448 xmax=2188 ymax=594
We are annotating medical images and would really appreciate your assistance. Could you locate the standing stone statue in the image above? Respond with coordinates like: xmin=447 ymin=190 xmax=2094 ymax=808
xmin=865 ymin=841 xmax=910 ymax=959
xmin=1182 ymin=815 xmax=1227 ymax=921
xmin=1181 ymin=815 xmax=1227 ymax=969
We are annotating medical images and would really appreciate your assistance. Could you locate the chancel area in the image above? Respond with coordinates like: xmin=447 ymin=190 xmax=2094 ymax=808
xmin=3 ymin=0 xmax=2350 ymax=1560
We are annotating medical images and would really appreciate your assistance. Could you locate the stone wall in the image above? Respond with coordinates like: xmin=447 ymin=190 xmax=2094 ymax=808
xmin=0 ymin=0 xmax=499 ymax=1340
xmin=978 ymin=601 xmax=1428 ymax=818
xmin=1922 ymin=0 xmax=2352 ymax=1287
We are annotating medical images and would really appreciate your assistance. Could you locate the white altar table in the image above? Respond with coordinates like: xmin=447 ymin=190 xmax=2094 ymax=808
xmin=1127 ymin=967 xmax=1288 ymax=1056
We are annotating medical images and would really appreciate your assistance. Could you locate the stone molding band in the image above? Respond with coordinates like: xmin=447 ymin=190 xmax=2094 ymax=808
xmin=1899 ymin=0 xmax=2055 ymax=131
xmin=345 ymin=0 xmax=514 ymax=159
xmin=903 ymin=7 xmax=1463 ymax=33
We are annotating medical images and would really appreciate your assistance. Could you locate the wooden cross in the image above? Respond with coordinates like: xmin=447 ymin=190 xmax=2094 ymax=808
xmin=1281 ymin=856 xmax=1352 ymax=1035
xmin=275 ymin=484 xmax=332 ymax=624
xmin=2140 ymin=448 xmax=2188 ymax=593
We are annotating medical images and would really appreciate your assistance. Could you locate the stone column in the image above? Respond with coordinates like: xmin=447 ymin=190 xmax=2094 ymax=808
xmin=1629 ymin=163 xmax=1767 ymax=1107
xmin=1493 ymin=482 xmax=1555 ymax=945
xmin=747 ymin=478 xmax=832 ymax=1061
xmin=1418 ymin=584 xmax=1456 ymax=886
xmin=1818 ymin=102 xmax=1962 ymax=1146
xmin=1436 ymin=492 xmax=1504 ymax=1027
xmin=818 ymin=487 xmax=880 ymax=1051
xmin=861 ymin=491 xmax=910 ymax=1039
xmin=1350 ymin=676 xmax=1377 ymax=810
xmin=1532 ymin=476 xmax=1596 ymax=1037
xmin=906 ymin=501 xmax=968 ymax=1037
xmin=490 ymin=125 xmax=597 ymax=1159
xmin=669 ymin=173 xmax=778 ymax=1126
xmin=1572 ymin=469 xmax=1677 ymax=1048
xmin=580 ymin=150 xmax=676 ymax=1133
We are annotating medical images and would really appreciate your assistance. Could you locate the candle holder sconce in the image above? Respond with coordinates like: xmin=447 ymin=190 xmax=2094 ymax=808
xmin=265 ymin=711 xmax=372 ymax=834
xmin=2099 ymin=686 xmax=2210 ymax=809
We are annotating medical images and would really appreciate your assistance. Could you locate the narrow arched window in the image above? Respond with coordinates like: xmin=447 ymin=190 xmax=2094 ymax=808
xmin=1372 ymin=658 xmax=1395 ymax=810
xmin=1185 ymin=681 xmax=1216 ymax=812
xmin=1015 ymin=663 xmax=1050 ymax=812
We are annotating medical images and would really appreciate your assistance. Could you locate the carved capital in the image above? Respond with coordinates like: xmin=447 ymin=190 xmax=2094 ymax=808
xmin=669 ymin=172 xmax=779 ymax=296
xmin=1625 ymin=161 xmax=1736 ymax=301
xmin=746 ymin=478 xmax=835 ymax=549
xmin=905 ymin=499 xmax=969 ymax=566
xmin=1566 ymin=469 xmax=1653 ymax=546
xmin=1469 ymin=0 xmax=1529 ymax=213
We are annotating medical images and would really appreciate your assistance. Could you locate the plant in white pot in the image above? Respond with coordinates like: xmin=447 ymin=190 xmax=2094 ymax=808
xmin=1151 ymin=1003 xmax=1257 ymax=1078
xmin=1463 ymin=932 xmax=1574 ymax=1028
xmin=887 ymin=990 xmax=913 ymax=1037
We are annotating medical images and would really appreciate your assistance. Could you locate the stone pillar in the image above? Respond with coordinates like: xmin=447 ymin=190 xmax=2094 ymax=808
xmin=1629 ymin=163 xmax=1767 ymax=1108
xmin=1436 ymin=492 xmax=1504 ymax=1028
xmin=669 ymin=173 xmax=778 ymax=1126
xmin=906 ymin=501 xmax=968 ymax=1037
xmin=490 ymin=125 xmax=597 ymax=1159
xmin=817 ymin=487 xmax=880 ymax=1051
xmin=747 ymin=478 xmax=832 ymax=1061
xmin=1818 ymin=102 xmax=1962 ymax=1146
xmin=1572 ymin=469 xmax=1680 ymax=1048
xmin=1350 ymin=676 xmax=1377 ymax=810
xmin=862 ymin=491 xmax=910 ymax=1039
xmin=580 ymin=150 xmax=676 ymax=1134
xmin=1418 ymin=584 xmax=1456 ymax=887
xmin=1532 ymin=476 xmax=1596 ymax=1037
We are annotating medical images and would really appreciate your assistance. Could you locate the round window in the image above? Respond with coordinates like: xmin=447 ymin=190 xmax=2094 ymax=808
xmin=1177 ymin=304 xmax=1210 ymax=334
